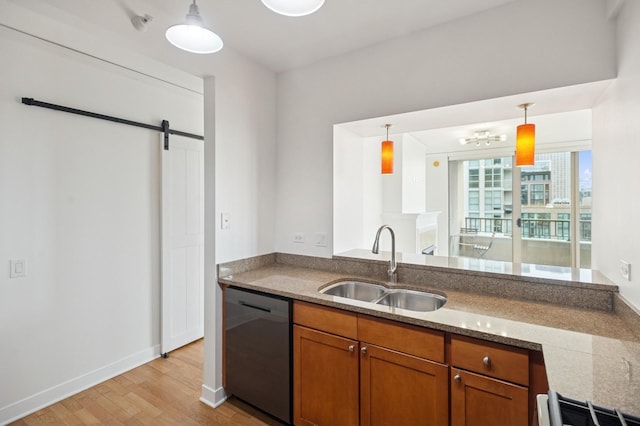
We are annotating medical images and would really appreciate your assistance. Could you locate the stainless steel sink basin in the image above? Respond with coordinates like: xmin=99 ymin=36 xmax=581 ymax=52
xmin=320 ymin=281 xmax=446 ymax=312
xmin=320 ymin=281 xmax=387 ymax=302
xmin=375 ymin=289 xmax=446 ymax=312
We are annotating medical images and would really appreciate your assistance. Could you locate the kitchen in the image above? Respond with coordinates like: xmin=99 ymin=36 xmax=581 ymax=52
xmin=1 ymin=0 xmax=639 ymax=425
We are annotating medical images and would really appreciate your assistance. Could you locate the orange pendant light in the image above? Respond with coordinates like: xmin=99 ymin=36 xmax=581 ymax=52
xmin=516 ymin=103 xmax=535 ymax=167
xmin=381 ymin=123 xmax=394 ymax=174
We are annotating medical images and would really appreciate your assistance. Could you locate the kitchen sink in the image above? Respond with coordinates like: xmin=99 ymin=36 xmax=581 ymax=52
xmin=375 ymin=289 xmax=446 ymax=312
xmin=319 ymin=280 xmax=446 ymax=312
xmin=320 ymin=280 xmax=387 ymax=302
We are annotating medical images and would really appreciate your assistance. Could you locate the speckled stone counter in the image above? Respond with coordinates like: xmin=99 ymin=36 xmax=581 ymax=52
xmin=218 ymin=255 xmax=640 ymax=416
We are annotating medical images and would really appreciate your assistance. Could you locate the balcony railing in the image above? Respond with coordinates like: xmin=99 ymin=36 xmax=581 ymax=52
xmin=464 ymin=217 xmax=591 ymax=241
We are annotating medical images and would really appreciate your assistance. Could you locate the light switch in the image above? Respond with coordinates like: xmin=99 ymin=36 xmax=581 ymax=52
xmin=10 ymin=259 xmax=27 ymax=278
xmin=221 ymin=212 xmax=231 ymax=230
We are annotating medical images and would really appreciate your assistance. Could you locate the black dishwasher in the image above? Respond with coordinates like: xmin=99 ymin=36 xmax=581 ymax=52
xmin=224 ymin=286 xmax=292 ymax=424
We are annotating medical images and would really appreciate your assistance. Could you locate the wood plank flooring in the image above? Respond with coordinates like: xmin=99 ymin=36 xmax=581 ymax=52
xmin=11 ymin=339 xmax=284 ymax=425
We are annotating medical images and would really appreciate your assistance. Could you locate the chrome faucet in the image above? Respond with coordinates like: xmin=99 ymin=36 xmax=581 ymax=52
xmin=372 ymin=225 xmax=397 ymax=283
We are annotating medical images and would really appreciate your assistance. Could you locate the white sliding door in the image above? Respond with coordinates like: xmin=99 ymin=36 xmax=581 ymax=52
xmin=161 ymin=136 xmax=204 ymax=355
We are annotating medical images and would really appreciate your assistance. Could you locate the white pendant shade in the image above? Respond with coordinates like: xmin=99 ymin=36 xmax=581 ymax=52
xmin=261 ymin=0 xmax=325 ymax=16
xmin=166 ymin=24 xmax=223 ymax=54
xmin=166 ymin=1 xmax=223 ymax=54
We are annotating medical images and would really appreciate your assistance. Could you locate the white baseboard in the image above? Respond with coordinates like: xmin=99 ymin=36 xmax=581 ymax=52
xmin=0 ymin=344 xmax=160 ymax=426
xmin=200 ymin=384 xmax=227 ymax=408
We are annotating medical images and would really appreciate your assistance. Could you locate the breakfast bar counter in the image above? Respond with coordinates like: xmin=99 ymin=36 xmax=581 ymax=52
xmin=218 ymin=256 xmax=640 ymax=417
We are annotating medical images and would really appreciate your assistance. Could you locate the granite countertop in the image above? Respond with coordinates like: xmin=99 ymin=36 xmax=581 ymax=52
xmin=218 ymin=263 xmax=640 ymax=416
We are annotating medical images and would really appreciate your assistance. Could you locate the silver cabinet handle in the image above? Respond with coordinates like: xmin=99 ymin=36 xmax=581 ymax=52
xmin=454 ymin=374 xmax=461 ymax=383
xmin=348 ymin=345 xmax=355 ymax=352
xmin=483 ymin=356 xmax=491 ymax=366
xmin=361 ymin=346 xmax=368 ymax=354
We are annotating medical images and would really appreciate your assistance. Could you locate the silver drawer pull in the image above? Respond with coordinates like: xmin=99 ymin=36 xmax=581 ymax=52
xmin=348 ymin=345 xmax=355 ymax=352
xmin=483 ymin=356 xmax=491 ymax=366
xmin=454 ymin=374 xmax=461 ymax=383
xmin=361 ymin=346 xmax=368 ymax=354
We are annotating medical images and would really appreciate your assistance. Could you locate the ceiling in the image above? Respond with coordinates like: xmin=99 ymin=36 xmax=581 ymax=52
xmin=337 ymin=79 xmax=614 ymax=154
xmin=11 ymin=0 xmax=517 ymax=74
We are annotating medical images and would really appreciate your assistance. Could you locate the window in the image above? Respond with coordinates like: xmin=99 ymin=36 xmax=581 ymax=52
xmin=451 ymin=151 xmax=592 ymax=268
xmin=484 ymin=190 xmax=502 ymax=212
xmin=529 ymin=183 xmax=549 ymax=206
xmin=468 ymin=191 xmax=479 ymax=212
xmin=557 ymin=213 xmax=570 ymax=241
xmin=469 ymin=168 xmax=479 ymax=189
xmin=484 ymin=167 xmax=502 ymax=188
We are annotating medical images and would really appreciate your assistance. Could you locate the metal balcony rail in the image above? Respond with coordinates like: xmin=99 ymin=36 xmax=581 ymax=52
xmin=463 ymin=218 xmax=591 ymax=242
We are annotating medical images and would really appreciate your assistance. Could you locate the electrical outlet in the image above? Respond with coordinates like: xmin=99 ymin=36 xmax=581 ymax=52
xmin=620 ymin=260 xmax=631 ymax=281
xmin=315 ymin=232 xmax=327 ymax=247
xmin=293 ymin=232 xmax=305 ymax=243
xmin=10 ymin=259 xmax=27 ymax=278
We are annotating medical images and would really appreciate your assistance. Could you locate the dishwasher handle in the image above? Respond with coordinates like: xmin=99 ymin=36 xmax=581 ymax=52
xmin=239 ymin=300 xmax=272 ymax=313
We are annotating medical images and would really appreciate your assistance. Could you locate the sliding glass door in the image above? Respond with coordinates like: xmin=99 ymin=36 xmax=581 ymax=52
xmin=449 ymin=150 xmax=592 ymax=268
xmin=449 ymin=156 xmax=514 ymax=262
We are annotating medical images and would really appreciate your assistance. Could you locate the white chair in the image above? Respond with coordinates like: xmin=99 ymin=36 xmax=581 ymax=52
xmin=457 ymin=228 xmax=478 ymax=256
xmin=472 ymin=232 xmax=495 ymax=258
xmin=458 ymin=230 xmax=495 ymax=258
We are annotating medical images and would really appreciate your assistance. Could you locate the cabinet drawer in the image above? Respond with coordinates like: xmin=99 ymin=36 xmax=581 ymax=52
xmin=358 ymin=315 xmax=444 ymax=363
xmin=451 ymin=335 xmax=529 ymax=386
xmin=293 ymin=301 xmax=358 ymax=340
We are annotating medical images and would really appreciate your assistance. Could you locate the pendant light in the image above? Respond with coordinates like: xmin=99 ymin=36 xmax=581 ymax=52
xmin=381 ymin=124 xmax=394 ymax=175
xmin=516 ymin=103 xmax=535 ymax=167
xmin=261 ymin=0 xmax=325 ymax=17
xmin=166 ymin=1 xmax=223 ymax=54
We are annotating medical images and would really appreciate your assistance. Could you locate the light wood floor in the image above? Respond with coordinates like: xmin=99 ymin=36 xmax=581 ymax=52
xmin=12 ymin=339 xmax=284 ymax=425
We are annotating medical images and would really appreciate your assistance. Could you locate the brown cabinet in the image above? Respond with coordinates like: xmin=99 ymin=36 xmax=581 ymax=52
xmin=293 ymin=301 xmax=448 ymax=426
xmin=360 ymin=344 xmax=449 ymax=426
xmin=293 ymin=301 xmax=542 ymax=426
xmin=293 ymin=325 xmax=359 ymax=426
xmin=358 ymin=315 xmax=448 ymax=426
xmin=450 ymin=335 xmax=529 ymax=426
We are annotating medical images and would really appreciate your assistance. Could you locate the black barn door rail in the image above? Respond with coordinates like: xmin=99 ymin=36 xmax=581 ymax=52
xmin=21 ymin=97 xmax=203 ymax=150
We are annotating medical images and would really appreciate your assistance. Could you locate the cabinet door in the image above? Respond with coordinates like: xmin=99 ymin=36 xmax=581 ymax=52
xmin=360 ymin=344 xmax=449 ymax=426
xmin=293 ymin=325 xmax=359 ymax=426
xmin=450 ymin=368 xmax=528 ymax=426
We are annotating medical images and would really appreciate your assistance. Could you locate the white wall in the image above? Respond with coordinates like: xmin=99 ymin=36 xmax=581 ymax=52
xmin=402 ymin=134 xmax=427 ymax=213
xmin=362 ymin=137 xmax=384 ymax=249
xmin=0 ymin=1 xmax=277 ymax=421
xmin=275 ymin=0 xmax=616 ymax=258
xmin=333 ymin=126 xmax=364 ymax=253
xmin=425 ymin=154 xmax=449 ymax=255
xmin=593 ymin=0 xmax=640 ymax=310
xmin=214 ymin=58 xmax=277 ymax=263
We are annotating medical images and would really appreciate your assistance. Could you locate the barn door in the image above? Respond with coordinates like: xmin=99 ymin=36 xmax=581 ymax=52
xmin=161 ymin=135 xmax=204 ymax=355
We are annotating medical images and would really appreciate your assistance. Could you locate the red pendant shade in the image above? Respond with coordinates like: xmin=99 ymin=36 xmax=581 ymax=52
xmin=516 ymin=103 xmax=535 ymax=167
xmin=381 ymin=140 xmax=394 ymax=174
xmin=516 ymin=123 xmax=535 ymax=166
xmin=381 ymin=123 xmax=394 ymax=174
